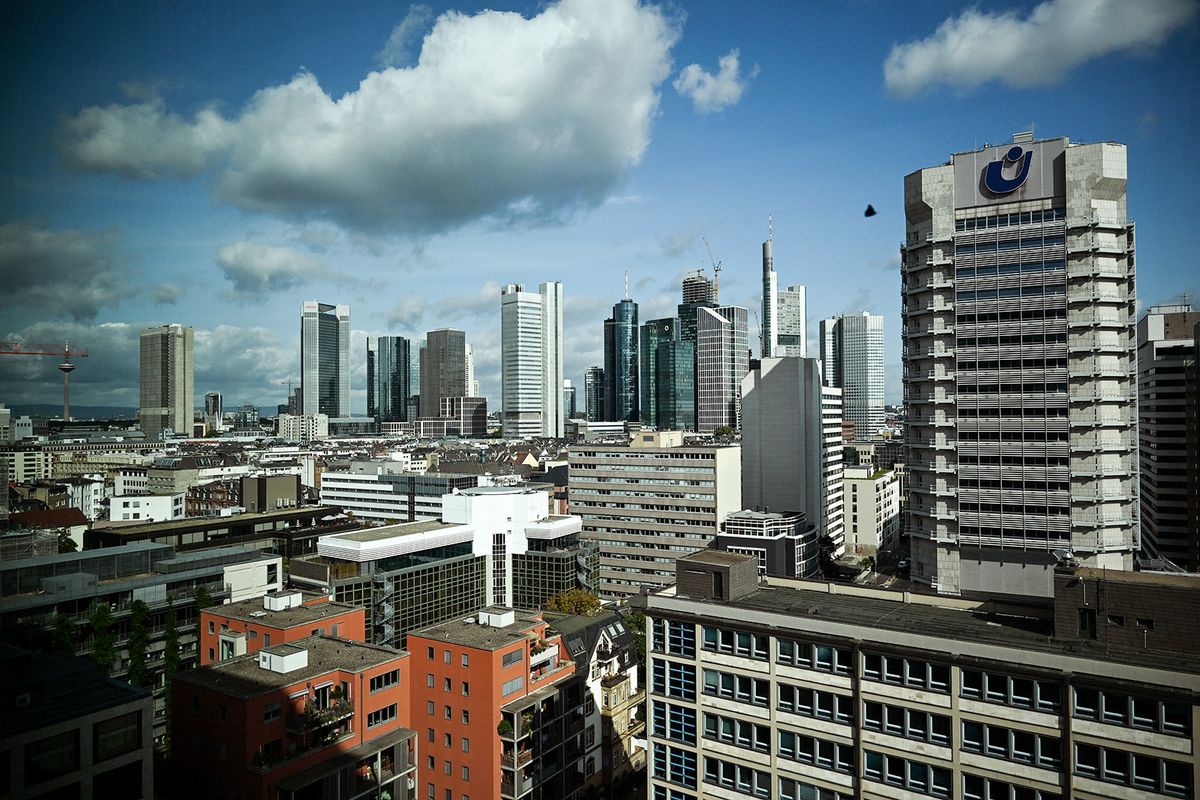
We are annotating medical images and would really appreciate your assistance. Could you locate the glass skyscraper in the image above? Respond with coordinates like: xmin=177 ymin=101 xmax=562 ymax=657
xmin=368 ymin=336 xmax=410 ymax=422
xmin=640 ymin=317 xmax=695 ymax=431
xmin=603 ymin=297 xmax=639 ymax=422
xmin=300 ymin=301 xmax=349 ymax=417
xmin=819 ymin=312 xmax=885 ymax=439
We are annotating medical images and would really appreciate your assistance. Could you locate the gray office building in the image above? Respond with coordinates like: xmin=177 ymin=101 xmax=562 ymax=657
xmin=820 ymin=312 xmax=886 ymax=439
xmin=584 ymin=366 xmax=604 ymax=422
xmin=300 ymin=301 xmax=350 ymax=417
xmin=420 ymin=328 xmax=466 ymax=417
xmin=139 ymin=323 xmax=194 ymax=441
xmin=903 ymin=134 xmax=1138 ymax=599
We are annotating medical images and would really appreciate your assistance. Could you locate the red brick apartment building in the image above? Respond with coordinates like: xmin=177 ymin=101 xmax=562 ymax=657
xmin=199 ymin=589 xmax=366 ymax=665
xmin=406 ymin=607 xmax=584 ymax=800
xmin=172 ymin=635 xmax=417 ymax=800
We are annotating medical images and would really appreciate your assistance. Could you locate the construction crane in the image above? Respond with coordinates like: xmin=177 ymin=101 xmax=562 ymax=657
xmin=703 ymin=236 xmax=722 ymax=303
xmin=0 ymin=340 xmax=89 ymax=421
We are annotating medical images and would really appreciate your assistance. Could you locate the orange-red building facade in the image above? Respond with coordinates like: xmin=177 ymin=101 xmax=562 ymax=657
xmin=199 ymin=590 xmax=366 ymax=665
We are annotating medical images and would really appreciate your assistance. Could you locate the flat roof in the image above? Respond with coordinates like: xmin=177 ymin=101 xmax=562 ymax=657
xmin=332 ymin=520 xmax=455 ymax=543
xmin=666 ymin=583 xmax=1200 ymax=677
xmin=206 ymin=595 xmax=361 ymax=628
xmin=411 ymin=611 xmax=542 ymax=651
xmin=91 ymin=505 xmax=340 ymax=536
xmin=679 ymin=549 xmax=752 ymax=566
xmin=1069 ymin=566 xmax=1200 ymax=590
xmin=175 ymin=635 xmax=405 ymax=699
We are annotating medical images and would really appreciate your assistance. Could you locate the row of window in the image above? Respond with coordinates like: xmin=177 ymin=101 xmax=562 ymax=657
xmin=958 ymin=455 xmax=1070 ymax=466
xmin=703 ymin=757 xmax=769 ymax=798
xmin=1075 ymin=744 xmax=1191 ymax=797
xmin=863 ymin=701 xmax=951 ymax=746
xmin=865 ymin=751 xmax=951 ymax=798
xmin=961 ymin=670 xmax=1061 ymax=712
xmin=651 ymin=743 xmax=696 ymax=789
xmin=955 ymin=236 xmax=1066 ymax=253
xmin=954 ymin=258 xmax=1067 ymax=276
xmin=954 ymin=209 xmax=1067 ymax=230
xmin=958 ymin=408 xmax=1069 ymax=418
xmin=703 ymin=712 xmax=769 ymax=752
xmin=957 ymin=308 xmax=1066 ymax=323
xmin=652 ymin=701 xmax=696 ymax=745
xmin=702 ymin=669 xmax=768 ymax=706
xmin=1074 ymin=688 xmax=1190 ymax=736
xmin=425 ymin=674 xmax=471 ymax=695
xmin=958 ymin=358 xmax=1068 ymax=370
xmin=956 ymin=285 xmax=1066 ymax=302
xmin=958 ymin=479 xmax=1069 ymax=492
xmin=779 ymin=731 xmax=855 ymax=774
xmin=959 ymin=432 xmax=1069 ymax=442
xmin=652 ymin=660 xmax=697 ymax=702
xmin=366 ymin=704 xmax=397 ymax=728
xmin=370 ymin=669 xmax=399 ymax=693
xmin=962 ymin=774 xmax=1060 ymax=800
xmin=957 ymin=383 xmax=1069 ymax=394
xmin=778 ymin=685 xmax=853 ymax=725
xmin=962 ymin=721 xmax=1061 ymax=768
xmin=960 ymin=333 xmax=1067 ymax=346
xmin=862 ymin=654 xmax=950 ymax=694
xmin=776 ymin=639 xmax=853 ymax=675
xmin=779 ymin=779 xmax=847 ymax=800
xmin=702 ymin=626 xmax=768 ymax=659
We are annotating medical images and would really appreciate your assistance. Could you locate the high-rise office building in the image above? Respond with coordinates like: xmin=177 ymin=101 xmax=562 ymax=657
xmin=641 ymin=318 xmax=695 ymax=432
xmin=603 ymin=296 xmax=639 ymax=422
xmin=367 ymin=336 xmax=411 ymax=423
xmin=762 ymin=228 xmax=807 ymax=358
xmin=562 ymin=379 xmax=577 ymax=419
xmin=419 ymin=328 xmax=466 ymax=416
xmin=300 ymin=301 xmax=350 ymax=417
xmin=762 ymin=236 xmax=778 ymax=358
xmin=500 ymin=282 xmax=563 ymax=438
xmin=819 ymin=312 xmax=885 ymax=439
xmin=139 ymin=323 xmax=194 ymax=441
xmin=407 ymin=338 xmax=424 ymax=419
xmin=696 ymin=306 xmax=749 ymax=433
xmin=203 ymin=391 xmax=222 ymax=432
xmin=741 ymin=357 xmax=846 ymax=553
xmin=584 ymin=366 xmax=604 ymax=422
xmin=903 ymin=134 xmax=1139 ymax=599
xmin=465 ymin=342 xmax=479 ymax=397
xmin=1137 ymin=304 xmax=1200 ymax=566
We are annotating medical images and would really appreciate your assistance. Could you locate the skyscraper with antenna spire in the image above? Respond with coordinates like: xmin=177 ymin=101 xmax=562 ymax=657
xmin=761 ymin=218 xmax=807 ymax=358
xmin=603 ymin=274 xmax=639 ymax=422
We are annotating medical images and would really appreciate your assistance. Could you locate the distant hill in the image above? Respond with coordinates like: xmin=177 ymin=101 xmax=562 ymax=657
xmin=7 ymin=404 xmax=139 ymax=420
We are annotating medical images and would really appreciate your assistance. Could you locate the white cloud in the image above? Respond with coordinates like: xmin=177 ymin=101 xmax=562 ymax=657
xmin=61 ymin=0 xmax=681 ymax=235
xmin=673 ymin=48 xmax=757 ymax=113
xmin=0 ymin=221 xmax=130 ymax=321
xmin=385 ymin=295 xmax=428 ymax=329
xmin=376 ymin=4 xmax=434 ymax=67
xmin=214 ymin=241 xmax=331 ymax=294
xmin=885 ymin=0 xmax=1198 ymax=96
xmin=153 ymin=283 xmax=183 ymax=304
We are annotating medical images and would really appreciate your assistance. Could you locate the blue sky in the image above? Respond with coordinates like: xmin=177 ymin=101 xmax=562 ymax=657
xmin=2 ymin=0 xmax=1198 ymax=413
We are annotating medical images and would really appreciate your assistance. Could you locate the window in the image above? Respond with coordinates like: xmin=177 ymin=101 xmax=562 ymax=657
xmin=461 ymin=653 xmax=469 ymax=667
xmin=370 ymin=669 xmax=400 ymax=692
xmin=24 ymin=730 xmax=79 ymax=785
xmin=1073 ymin=688 xmax=1190 ymax=737
xmin=462 ymin=737 xmax=470 ymax=753
xmin=959 ymin=669 xmax=1060 ymax=712
xmin=778 ymin=732 xmax=854 ymax=774
xmin=701 ymin=626 xmax=766 ymax=659
xmin=427 ymin=646 xmax=434 ymax=660
xmin=93 ymin=712 xmax=141 ymax=762
xmin=461 ymin=681 xmax=469 ymax=696
xmin=779 ymin=638 xmax=851 ymax=674
xmin=367 ymin=704 xmax=397 ymax=728
xmin=864 ymin=751 xmax=950 ymax=798
xmin=208 ymin=621 xmax=215 ymax=634
xmin=778 ymin=686 xmax=853 ymax=725
xmin=701 ymin=669 xmax=767 ymax=706
xmin=444 ymin=705 xmax=451 ymax=720
xmin=263 ymin=634 xmax=270 ymax=646
xmin=444 ymin=649 xmax=451 ymax=664
xmin=862 ymin=654 xmax=949 ymax=694
xmin=962 ymin=774 xmax=1061 ymax=800
xmin=864 ymin=702 xmax=949 ymax=745
xmin=443 ymin=677 xmax=451 ymax=692
xmin=461 ymin=710 xmax=470 ymax=724
xmin=502 ymin=649 xmax=522 ymax=667
xmin=462 ymin=766 xmax=469 ymax=780
xmin=961 ymin=721 xmax=1060 ymax=768
xmin=426 ymin=674 xmax=435 ymax=689
xmin=502 ymin=676 xmax=524 ymax=696
xmin=263 ymin=702 xmax=281 ymax=722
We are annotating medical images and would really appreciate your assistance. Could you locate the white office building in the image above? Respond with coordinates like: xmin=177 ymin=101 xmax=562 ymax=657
xmin=696 ymin=306 xmax=749 ymax=433
xmin=903 ymin=133 xmax=1139 ymax=599
xmin=500 ymin=281 xmax=564 ymax=439
xmin=819 ymin=312 xmax=885 ymax=439
xmin=277 ymin=413 xmax=329 ymax=444
xmin=741 ymin=356 xmax=846 ymax=554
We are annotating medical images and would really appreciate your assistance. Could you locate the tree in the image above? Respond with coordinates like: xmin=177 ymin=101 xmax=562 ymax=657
xmin=625 ymin=609 xmax=646 ymax=686
xmin=88 ymin=602 xmax=116 ymax=675
xmin=126 ymin=600 xmax=150 ymax=687
xmin=817 ymin=534 xmax=838 ymax=579
xmin=544 ymin=588 xmax=602 ymax=616
xmin=52 ymin=611 xmax=77 ymax=653
xmin=162 ymin=597 xmax=181 ymax=751
xmin=193 ymin=584 xmax=212 ymax=653
xmin=57 ymin=529 xmax=78 ymax=554
xmin=713 ymin=425 xmax=734 ymax=437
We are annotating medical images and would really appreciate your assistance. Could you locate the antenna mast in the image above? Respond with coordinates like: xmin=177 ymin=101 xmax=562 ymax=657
xmin=624 ymin=270 xmax=629 ymax=300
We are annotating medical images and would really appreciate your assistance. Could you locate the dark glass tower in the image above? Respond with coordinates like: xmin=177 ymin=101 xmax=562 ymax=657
xmin=603 ymin=298 xmax=639 ymax=422
xmin=368 ymin=336 xmax=411 ymax=422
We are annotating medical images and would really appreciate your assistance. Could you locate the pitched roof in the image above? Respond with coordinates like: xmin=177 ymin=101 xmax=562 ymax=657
xmin=9 ymin=507 xmax=89 ymax=529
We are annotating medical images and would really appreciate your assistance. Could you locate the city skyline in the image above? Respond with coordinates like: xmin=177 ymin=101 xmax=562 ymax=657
xmin=2 ymin=1 xmax=1197 ymax=414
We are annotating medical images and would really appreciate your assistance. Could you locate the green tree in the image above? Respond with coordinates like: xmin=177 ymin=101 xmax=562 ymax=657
xmin=625 ymin=609 xmax=646 ymax=686
xmin=162 ymin=597 xmax=181 ymax=751
xmin=52 ymin=611 xmax=77 ymax=653
xmin=57 ymin=530 xmax=78 ymax=553
xmin=713 ymin=425 xmax=734 ymax=437
xmin=88 ymin=602 xmax=116 ymax=675
xmin=544 ymin=588 xmax=602 ymax=616
xmin=126 ymin=600 xmax=150 ymax=687
xmin=817 ymin=534 xmax=838 ymax=579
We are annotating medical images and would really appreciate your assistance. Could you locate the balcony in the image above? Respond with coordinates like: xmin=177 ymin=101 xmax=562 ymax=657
xmin=501 ymin=747 xmax=534 ymax=770
xmin=286 ymin=701 xmax=354 ymax=735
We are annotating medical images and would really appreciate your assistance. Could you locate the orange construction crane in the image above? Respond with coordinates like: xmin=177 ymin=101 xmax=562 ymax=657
xmin=0 ymin=340 xmax=89 ymax=420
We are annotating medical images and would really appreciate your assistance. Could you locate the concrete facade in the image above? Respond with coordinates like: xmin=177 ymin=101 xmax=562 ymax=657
xmin=139 ymin=323 xmax=194 ymax=441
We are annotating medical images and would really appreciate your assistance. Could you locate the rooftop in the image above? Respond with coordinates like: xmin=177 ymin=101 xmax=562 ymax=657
xmin=174 ymin=635 xmax=405 ymax=699
xmin=726 ymin=509 xmax=804 ymax=522
xmin=90 ymin=505 xmax=340 ymax=536
xmin=205 ymin=594 xmax=362 ymax=628
xmin=331 ymin=520 xmax=456 ymax=543
xmin=679 ymin=549 xmax=751 ymax=567
xmin=412 ymin=610 xmax=544 ymax=651
xmin=1068 ymin=566 xmax=1200 ymax=590
xmin=665 ymin=581 xmax=1200 ymax=677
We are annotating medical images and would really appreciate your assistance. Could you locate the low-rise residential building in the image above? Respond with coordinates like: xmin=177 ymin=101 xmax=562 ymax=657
xmin=291 ymin=487 xmax=596 ymax=648
xmin=0 ymin=643 xmax=154 ymax=800
xmin=842 ymin=465 xmax=901 ymax=557
xmin=639 ymin=550 xmax=1200 ymax=800
xmin=277 ymin=413 xmax=330 ymax=443
xmin=407 ymin=607 xmax=582 ymax=800
xmin=200 ymin=590 xmax=366 ymax=665
xmin=110 ymin=492 xmax=186 ymax=522
xmin=569 ymin=431 xmax=742 ymax=598
xmin=547 ymin=609 xmax=646 ymax=799
xmin=172 ymin=635 xmax=418 ymax=800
